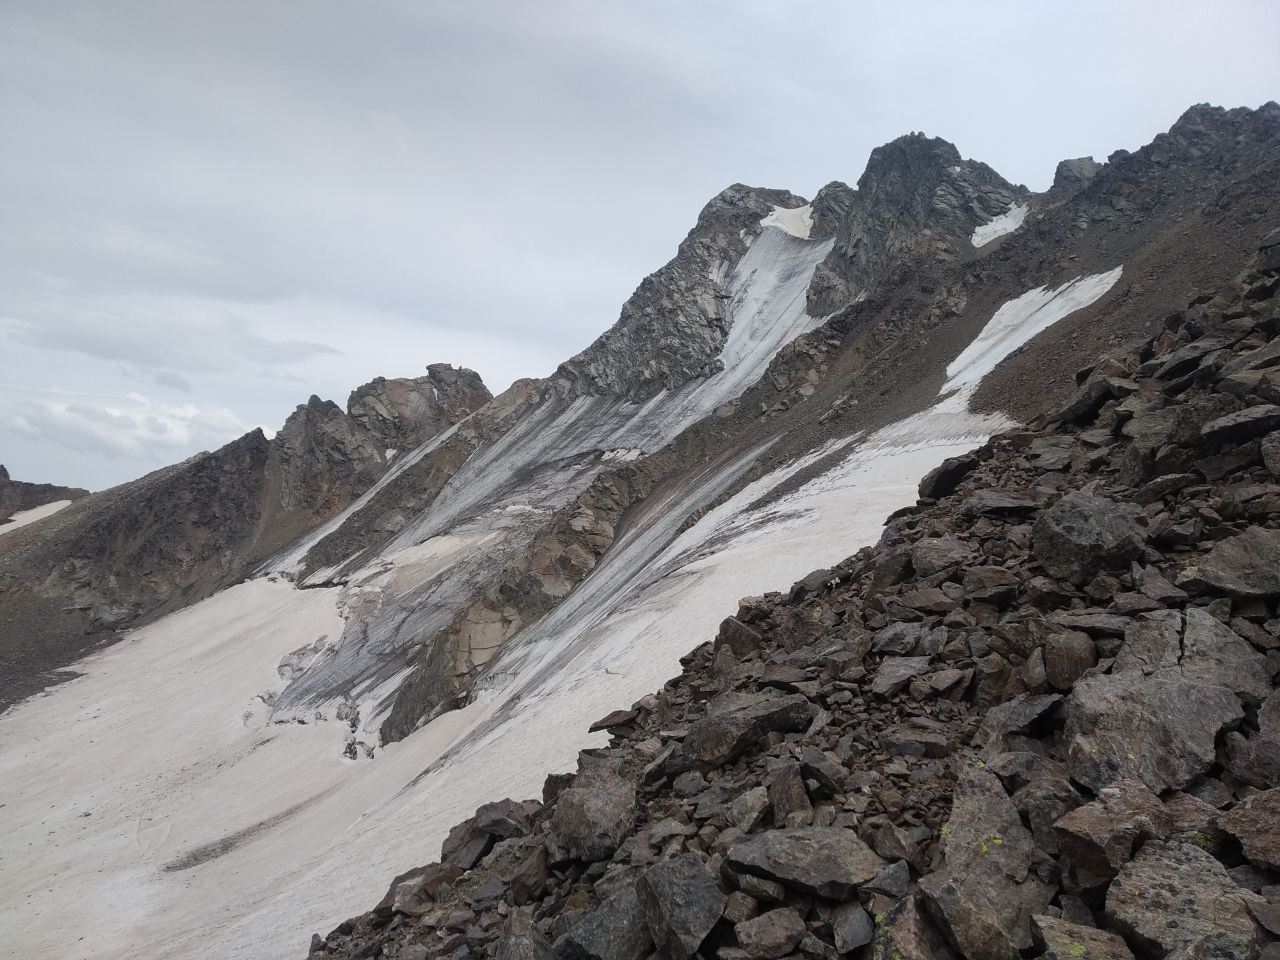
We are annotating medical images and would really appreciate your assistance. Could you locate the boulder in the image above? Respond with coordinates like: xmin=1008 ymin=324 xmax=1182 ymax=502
xmin=1181 ymin=606 xmax=1271 ymax=704
xmin=1114 ymin=610 xmax=1182 ymax=675
xmin=918 ymin=452 xmax=979 ymax=500
xmin=918 ymin=768 xmax=1053 ymax=960
xmin=672 ymin=694 xmax=814 ymax=772
xmin=497 ymin=912 xmax=555 ymax=960
xmin=911 ymin=537 xmax=971 ymax=576
xmin=1201 ymin=404 xmax=1280 ymax=446
xmin=557 ymin=879 xmax=655 ymax=960
xmin=1106 ymin=840 xmax=1265 ymax=958
xmin=1032 ymin=491 xmax=1146 ymax=585
xmin=637 ymin=853 xmax=726 ymax=960
xmin=1054 ymin=779 xmax=1173 ymax=889
xmin=872 ymin=656 xmax=934 ymax=696
xmin=1063 ymin=673 xmax=1243 ymax=792
xmin=870 ymin=894 xmax=958 ymax=960
xmin=961 ymin=490 xmax=1039 ymax=519
xmin=1029 ymin=914 xmax=1134 ymax=960
xmin=1224 ymin=788 xmax=1280 ymax=870
xmin=550 ymin=770 xmax=638 ymax=862
xmin=1194 ymin=525 xmax=1280 ymax=597
xmin=831 ymin=901 xmax=874 ymax=953
xmin=733 ymin=908 xmax=806 ymax=960
xmin=441 ymin=798 xmax=535 ymax=868
xmin=725 ymin=827 xmax=885 ymax=899
xmin=1043 ymin=630 xmax=1097 ymax=690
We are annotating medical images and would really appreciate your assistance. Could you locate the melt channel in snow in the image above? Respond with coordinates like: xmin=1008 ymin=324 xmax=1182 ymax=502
xmin=0 ymin=267 xmax=1121 ymax=960
xmin=970 ymin=202 xmax=1029 ymax=247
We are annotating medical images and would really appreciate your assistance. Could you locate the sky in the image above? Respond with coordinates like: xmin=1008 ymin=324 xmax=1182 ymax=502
xmin=1 ymin=1 xmax=1277 ymax=490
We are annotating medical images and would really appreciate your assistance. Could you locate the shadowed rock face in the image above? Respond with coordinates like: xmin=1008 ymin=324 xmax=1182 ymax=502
xmin=0 ymin=464 xmax=89 ymax=519
xmin=0 ymin=364 xmax=489 ymax=709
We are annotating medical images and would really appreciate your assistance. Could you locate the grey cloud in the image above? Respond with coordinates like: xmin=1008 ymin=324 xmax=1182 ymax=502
xmin=1 ymin=0 xmax=1277 ymax=489
xmin=153 ymin=371 xmax=193 ymax=393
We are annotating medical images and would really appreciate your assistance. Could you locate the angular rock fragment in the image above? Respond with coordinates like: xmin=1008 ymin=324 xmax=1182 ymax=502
xmin=1029 ymin=914 xmax=1134 ymax=960
xmin=672 ymin=694 xmax=814 ymax=772
xmin=1224 ymin=788 xmax=1280 ymax=870
xmin=551 ymin=769 xmax=638 ymax=862
xmin=1063 ymin=673 xmax=1243 ymax=792
xmin=637 ymin=853 xmax=726 ymax=960
xmin=1194 ymin=525 xmax=1280 ymax=597
xmin=725 ymin=827 xmax=884 ymax=899
xmin=1054 ymin=779 xmax=1173 ymax=889
xmin=558 ymin=879 xmax=654 ymax=960
xmin=1032 ymin=491 xmax=1146 ymax=584
xmin=734 ymin=908 xmax=806 ymax=960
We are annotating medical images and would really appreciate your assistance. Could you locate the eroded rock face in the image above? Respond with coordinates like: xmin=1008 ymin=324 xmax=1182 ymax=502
xmin=0 ymin=464 xmax=88 ymax=519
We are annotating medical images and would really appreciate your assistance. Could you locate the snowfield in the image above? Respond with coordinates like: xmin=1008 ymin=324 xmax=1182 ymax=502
xmin=0 ymin=499 xmax=72 ymax=539
xmin=0 ymin=266 xmax=1123 ymax=959
xmin=970 ymin=201 xmax=1029 ymax=247
xmin=760 ymin=203 xmax=814 ymax=239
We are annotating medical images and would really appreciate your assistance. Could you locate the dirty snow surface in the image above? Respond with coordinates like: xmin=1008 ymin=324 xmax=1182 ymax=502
xmin=761 ymin=203 xmax=814 ymax=239
xmin=970 ymin=201 xmax=1029 ymax=247
xmin=0 ymin=268 xmax=1123 ymax=960
xmin=0 ymin=499 xmax=71 ymax=538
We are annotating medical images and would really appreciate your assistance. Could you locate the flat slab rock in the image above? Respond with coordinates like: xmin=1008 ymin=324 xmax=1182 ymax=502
xmin=724 ymin=827 xmax=884 ymax=900
xmin=1063 ymin=673 xmax=1243 ymax=793
xmin=1194 ymin=525 xmax=1280 ymax=597
xmin=1106 ymin=840 xmax=1266 ymax=958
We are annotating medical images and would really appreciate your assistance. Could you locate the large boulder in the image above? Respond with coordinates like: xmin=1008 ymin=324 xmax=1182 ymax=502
xmin=1180 ymin=607 xmax=1271 ymax=704
xmin=550 ymin=769 xmax=638 ymax=862
xmin=1054 ymin=779 xmax=1173 ymax=889
xmin=637 ymin=853 xmax=726 ymax=960
xmin=1063 ymin=673 xmax=1243 ymax=792
xmin=671 ymin=694 xmax=814 ymax=772
xmin=496 ymin=912 xmax=555 ymax=960
xmin=1032 ymin=491 xmax=1146 ymax=585
xmin=557 ymin=879 xmax=654 ymax=960
xmin=1224 ymin=788 xmax=1280 ymax=870
xmin=733 ymin=908 xmax=806 ymax=960
xmin=1194 ymin=525 xmax=1280 ymax=597
xmin=918 ymin=768 xmax=1054 ymax=960
xmin=724 ymin=827 xmax=884 ymax=899
xmin=1106 ymin=840 xmax=1265 ymax=958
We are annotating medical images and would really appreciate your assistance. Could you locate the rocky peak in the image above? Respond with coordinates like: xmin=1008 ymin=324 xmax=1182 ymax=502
xmin=551 ymin=183 xmax=807 ymax=401
xmin=1046 ymin=156 xmax=1102 ymax=204
xmin=805 ymin=133 xmax=1026 ymax=315
xmin=348 ymin=364 xmax=490 ymax=452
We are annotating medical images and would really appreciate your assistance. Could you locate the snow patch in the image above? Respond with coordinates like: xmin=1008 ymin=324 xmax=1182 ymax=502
xmin=760 ymin=203 xmax=814 ymax=239
xmin=940 ymin=267 xmax=1124 ymax=402
xmin=971 ymin=202 xmax=1029 ymax=247
xmin=0 ymin=499 xmax=71 ymax=537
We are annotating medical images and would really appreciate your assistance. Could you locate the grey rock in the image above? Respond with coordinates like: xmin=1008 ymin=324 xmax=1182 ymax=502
xmin=1201 ymin=403 xmax=1280 ymax=446
xmin=1043 ymin=630 xmax=1097 ymax=690
xmin=910 ymin=537 xmax=971 ymax=576
xmin=831 ymin=901 xmax=874 ymax=953
xmin=870 ymin=894 xmax=958 ymax=960
xmin=1224 ymin=788 xmax=1280 ymax=870
xmin=550 ymin=770 xmax=638 ymax=862
xmin=725 ymin=827 xmax=885 ymax=899
xmin=637 ymin=853 xmax=726 ymax=960
xmin=1054 ymin=779 xmax=1173 ymax=889
xmin=1032 ymin=491 xmax=1146 ymax=585
xmin=1063 ymin=673 xmax=1243 ymax=792
xmin=497 ymin=912 xmax=555 ymax=960
xmin=673 ymin=694 xmax=815 ymax=772
xmin=1029 ymin=914 xmax=1134 ymax=960
xmin=1195 ymin=525 xmax=1280 ymax=597
xmin=872 ymin=656 xmax=934 ymax=696
xmin=1106 ymin=840 xmax=1265 ymax=958
xmin=734 ymin=908 xmax=806 ymax=960
xmin=557 ymin=879 xmax=654 ymax=960
xmin=1181 ymin=606 xmax=1271 ymax=704
xmin=918 ymin=454 xmax=980 ymax=500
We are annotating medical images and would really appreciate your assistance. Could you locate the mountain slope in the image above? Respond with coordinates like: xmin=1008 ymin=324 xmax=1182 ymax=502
xmin=0 ymin=102 xmax=1277 ymax=960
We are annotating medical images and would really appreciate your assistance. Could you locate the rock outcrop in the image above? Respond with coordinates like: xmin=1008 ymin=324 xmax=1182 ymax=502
xmin=0 ymin=464 xmax=89 ymax=520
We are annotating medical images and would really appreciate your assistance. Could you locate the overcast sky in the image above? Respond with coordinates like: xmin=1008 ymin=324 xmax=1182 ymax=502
xmin=2 ymin=1 xmax=1277 ymax=490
